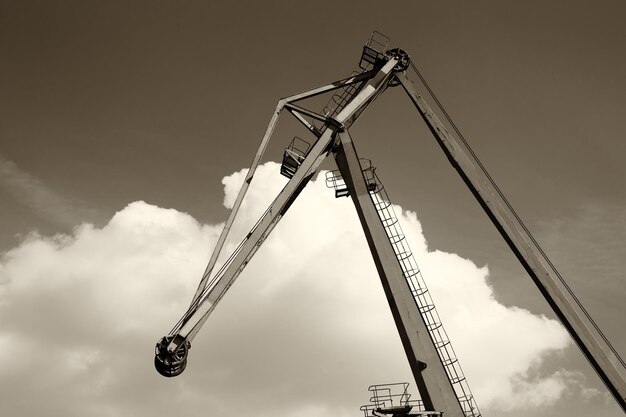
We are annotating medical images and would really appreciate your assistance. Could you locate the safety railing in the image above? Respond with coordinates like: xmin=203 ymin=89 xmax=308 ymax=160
xmin=325 ymin=159 xmax=378 ymax=198
xmin=319 ymin=32 xmax=392 ymax=129
xmin=359 ymin=383 xmax=443 ymax=417
xmin=280 ymin=136 xmax=311 ymax=179
xmin=360 ymin=31 xmax=390 ymax=71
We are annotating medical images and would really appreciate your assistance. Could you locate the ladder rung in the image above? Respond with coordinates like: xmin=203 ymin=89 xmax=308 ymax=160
xmin=419 ymin=304 xmax=435 ymax=314
xmin=434 ymin=339 xmax=450 ymax=349
xmin=388 ymin=234 xmax=405 ymax=244
xmin=412 ymin=288 xmax=428 ymax=297
xmin=381 ymin=218 xmax=398 ymax=227
xmin=427 ymin=322 xmax=442 ymax=331
xmin=449 ymin=376 xmax=466 ymax=385
xmin=403 ymin=268 xmax=420 ymax=278
xmin=395 ymin=251 xmax=413 ymax=261
xmin=442 ymin=358 xmax=458 ymax=367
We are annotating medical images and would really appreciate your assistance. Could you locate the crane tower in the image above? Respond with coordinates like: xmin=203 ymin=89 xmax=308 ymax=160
xmin=155 ymin=33 xmax=626 ymax=416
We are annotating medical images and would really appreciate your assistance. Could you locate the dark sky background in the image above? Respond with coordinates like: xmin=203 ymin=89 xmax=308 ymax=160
xmin=1 ymin=1 xmax=625 ymax=416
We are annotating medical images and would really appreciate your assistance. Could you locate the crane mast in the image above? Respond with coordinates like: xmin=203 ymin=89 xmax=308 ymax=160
xmin=155 ymin=33 xmax=626 ymax=415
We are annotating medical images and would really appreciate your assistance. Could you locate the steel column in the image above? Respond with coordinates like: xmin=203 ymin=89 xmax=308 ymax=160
xmin=333 ymin=130 xmax=466 ymax=417
xmin=398 ymin=71 xmax=626 ymax=412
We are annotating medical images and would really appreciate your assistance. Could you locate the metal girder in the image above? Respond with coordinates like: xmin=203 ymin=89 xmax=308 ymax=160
xmin=287 ymin=109 xmax=323 ymax=137
xmin=165 ymin=58 xmax=399 ymax=354
xmin=284 ymin=103 xmax=325 ymax=137
xmin=283 ymin=70 xmax=377 ymax=104
xmin=285 ymin=102 xmax=328 ymax=123
xmin=191 ymin=100 xmax=286 ymax=303
xmin=397 ymin=70 xmax=626 ymax=412
xmin=333 ymin=130 xmax=465 ymax=417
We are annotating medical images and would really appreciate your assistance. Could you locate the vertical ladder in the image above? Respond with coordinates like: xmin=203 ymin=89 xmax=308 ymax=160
xmin=367 ymin=168 xmax=481 ymax=417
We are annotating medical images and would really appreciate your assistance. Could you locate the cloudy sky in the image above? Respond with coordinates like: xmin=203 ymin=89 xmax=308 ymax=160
xmin=1 ymin=1 xmax=625 ymax=417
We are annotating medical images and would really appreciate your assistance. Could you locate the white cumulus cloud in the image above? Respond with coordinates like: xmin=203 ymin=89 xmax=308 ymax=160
xmin=0 ymin=162 xmax=577 ymax=417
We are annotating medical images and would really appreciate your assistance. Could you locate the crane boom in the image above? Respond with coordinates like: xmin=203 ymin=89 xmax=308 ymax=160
xmin=155 ymin=57 xmax=399 ymax=371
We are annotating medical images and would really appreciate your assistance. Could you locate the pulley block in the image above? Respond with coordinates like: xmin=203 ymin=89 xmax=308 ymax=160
xmin=386 ymin=48 xmax=410 ymax=71
xmin=154 ymin=335 xmax=190 ymax=377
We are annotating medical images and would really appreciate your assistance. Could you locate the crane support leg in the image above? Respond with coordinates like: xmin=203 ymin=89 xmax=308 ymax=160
xmin=333 ymin=130 xmax=465 ymax=417
xmin=397 ymin=71 xmax=626 ymax=412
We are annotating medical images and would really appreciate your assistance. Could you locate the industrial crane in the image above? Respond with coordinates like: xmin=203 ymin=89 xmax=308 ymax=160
xmin=155 ymin=33 xmax=626 ymax=416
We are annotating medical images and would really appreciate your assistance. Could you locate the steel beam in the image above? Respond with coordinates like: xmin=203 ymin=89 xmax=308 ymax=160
xmin=333 ymin=130 xmax=465 ymax=417
xmin=191 ymin=99 xmax=287 ymax=303
xmin=398 ymin=71 xmax=626 ymax=412
xmin=284 ymin=102 xmax=329 ymax=123
xmin=283 ymin=70 xmax=376 ymax=104
xmin=287 ymin=108 xmax=323 ymax=137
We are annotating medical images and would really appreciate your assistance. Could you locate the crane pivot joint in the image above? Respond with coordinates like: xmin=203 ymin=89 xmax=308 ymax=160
xmin=155 ymin=335 xmax=191 ymax=378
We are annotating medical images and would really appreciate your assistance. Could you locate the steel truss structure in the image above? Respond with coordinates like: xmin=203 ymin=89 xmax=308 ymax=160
xmin=155 ymin=33 xmax=626 ymax=415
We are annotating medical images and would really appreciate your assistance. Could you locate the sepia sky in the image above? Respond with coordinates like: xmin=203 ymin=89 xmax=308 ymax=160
xmin=1 ymin=1 xmax=625 ymax=417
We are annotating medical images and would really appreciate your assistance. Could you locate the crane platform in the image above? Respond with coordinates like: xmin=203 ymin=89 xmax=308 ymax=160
xmin=360 ymin=383 xmax=442 ymax=417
